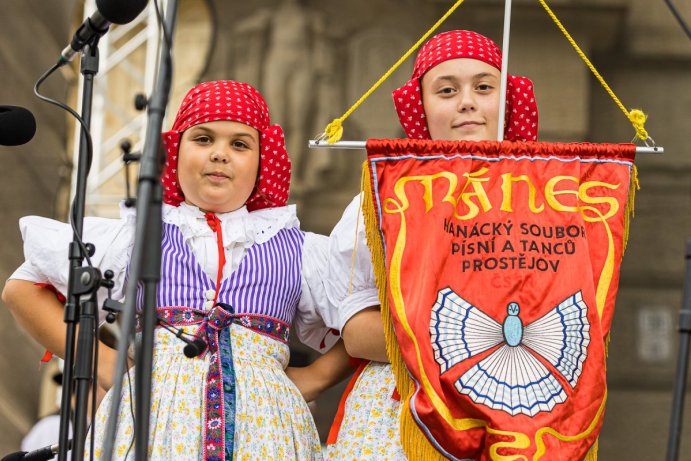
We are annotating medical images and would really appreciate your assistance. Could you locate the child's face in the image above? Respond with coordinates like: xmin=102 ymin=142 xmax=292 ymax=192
xmin=177 ymin=120 xmax=260 ymax=213
xmin=421 ymin=58 xmax=501 ymax=142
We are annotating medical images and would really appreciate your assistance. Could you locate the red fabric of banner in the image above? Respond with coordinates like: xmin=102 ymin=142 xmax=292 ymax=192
xmin=365 ymin=139 xmax=635 ymax=460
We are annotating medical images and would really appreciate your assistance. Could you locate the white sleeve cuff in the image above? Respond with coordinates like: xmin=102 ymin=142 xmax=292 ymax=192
xmin=338 ymin=287 xmax=381 ymax=332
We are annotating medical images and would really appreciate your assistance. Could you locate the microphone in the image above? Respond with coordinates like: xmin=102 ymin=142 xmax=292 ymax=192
xmin=183 ymin=338 xmax=207 ymax=359
xmin=1 ymin=440 xmax=71 ymax=461
xmin=153 ymin=316 xmax=207 ymax=358
xmin=59 ymin=0 xmax=149 ymax=65
xmin=0 ymin=106 xmax=36 ymax=146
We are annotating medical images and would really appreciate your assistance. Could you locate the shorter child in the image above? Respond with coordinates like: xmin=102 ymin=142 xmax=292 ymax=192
xmin=3 ymin=80 xmax=340 ymax=460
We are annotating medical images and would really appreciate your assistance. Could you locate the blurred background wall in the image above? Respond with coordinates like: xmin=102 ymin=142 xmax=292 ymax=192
xmin=0 ymin=0 xmax=689 ymax=458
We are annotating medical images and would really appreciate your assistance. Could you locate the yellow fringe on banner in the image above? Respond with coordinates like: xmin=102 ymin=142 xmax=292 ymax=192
xmin=360 ymin=162 xmax=446 ymax=460
xmin=585 ymin=438 xmax=599 ymax=461
xmin=623 ymin=164 xmax=640 ymax=254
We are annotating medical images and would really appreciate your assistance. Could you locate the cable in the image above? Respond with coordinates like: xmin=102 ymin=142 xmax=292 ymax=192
xmin=153 ymin=315 xmax=207 ymax=358
xmin=664 ymin=0 xmax=691 ymax=40
xmin=89 ymin=323 xmax=100 ymax=461
xmin=34 ymin=63 xmax=95 ymax=268
xmin=123 ymin=367 xmax=136 ymax=460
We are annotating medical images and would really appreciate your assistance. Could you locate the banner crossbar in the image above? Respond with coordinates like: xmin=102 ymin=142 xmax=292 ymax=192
xmin=308 ymin=140 xmax=664 ymax=155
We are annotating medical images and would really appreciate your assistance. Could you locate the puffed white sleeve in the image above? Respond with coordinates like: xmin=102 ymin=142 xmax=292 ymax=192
xmin=326 ymin=194 xmax=381 ymax=332
xmin=9 ymin=214 xmax=135 ymax=322
xmin=294 ymin=231 xmax=341 ymax=353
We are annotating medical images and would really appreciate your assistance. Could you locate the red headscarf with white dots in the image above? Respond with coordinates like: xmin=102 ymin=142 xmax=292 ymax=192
xmin=161 ymin=80 xmax=290 ymax=211
xmin=392 ymin=30 xmax=539 ymax=141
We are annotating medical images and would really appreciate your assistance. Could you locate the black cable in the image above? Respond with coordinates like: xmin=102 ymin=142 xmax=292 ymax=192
xmin=34 ymin=63 xmax=95 ymax=268
xmin=155 ymin=317 xmax=196 ymax=340
xmin=664 ymin=0 xmax=691 ymax=40
xmin=123 ymin=367 xmax=136 ymax=460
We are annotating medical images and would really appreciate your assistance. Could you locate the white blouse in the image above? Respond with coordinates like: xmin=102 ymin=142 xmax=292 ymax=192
xmin=325 ymin=194 xmax=381 ymax=332
xmin=10 ymin=202 xmax=339 ymax=352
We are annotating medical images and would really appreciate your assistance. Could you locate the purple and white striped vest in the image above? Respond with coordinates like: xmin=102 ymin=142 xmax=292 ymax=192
xmin=137 ymin=222 xmax=305 ymax=325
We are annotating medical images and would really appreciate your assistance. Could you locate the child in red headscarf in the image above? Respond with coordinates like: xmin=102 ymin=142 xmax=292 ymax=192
xmin=2 ymin=80 xmax=344 ymax=460
xmin=309 ymin=30 xmax=539 ymax=460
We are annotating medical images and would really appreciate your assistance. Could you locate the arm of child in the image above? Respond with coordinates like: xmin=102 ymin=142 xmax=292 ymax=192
xmin=289 ymin=230 xmax=354 ymax=401
xmin=7 ymin=212 xmax=135 ymax=390
xmin=3 ymin=279 xmax=71 ymax=359
xmin=327 ymin=194 xmax=390 ymax=363
xmin=341 ymin=306 xmax=388 ymax=362
xmin=294 ymin=232 xmax=341 ymax=353
xmin=2 ymin=279 xmax=121 ymax=390
xmin=286 ymin=339 xmax=352 ymax=402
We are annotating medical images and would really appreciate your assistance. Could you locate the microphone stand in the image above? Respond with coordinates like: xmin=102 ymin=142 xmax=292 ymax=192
xmin=57 ymin=41 xmax=107 ymax=461
xmin=666 ymin=238 xmax=691 ymax=461
xmin=101 ymin=1 xmax=178 ymax=460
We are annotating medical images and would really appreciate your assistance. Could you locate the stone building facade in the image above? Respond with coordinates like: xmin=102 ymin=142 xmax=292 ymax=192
xmin=0 ymin=0 xmax=689 ymax=458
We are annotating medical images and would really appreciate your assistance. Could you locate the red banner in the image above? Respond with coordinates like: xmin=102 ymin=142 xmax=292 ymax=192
xmin=363 ymin=139 xmax=637 ymax=461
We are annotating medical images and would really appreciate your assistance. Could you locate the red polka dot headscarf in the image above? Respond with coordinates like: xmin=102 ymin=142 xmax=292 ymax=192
xmin=161 ymin=80 xmax=290 ymax=211
xmin=392 ymin=30 xmax=539 ymax=141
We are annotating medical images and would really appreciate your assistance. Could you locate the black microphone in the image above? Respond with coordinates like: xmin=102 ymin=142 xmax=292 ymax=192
xmin=59 ymin=0 xmax=149 ymax=65
xmin=183 ymin=338 xmax=207 ymax=358
xmin=154 ymin=316 xmax=207 ymax=358
xmin=1 ymin=440 xmax=71 ymax=461
xmin=0 ymin=106 xmax=36 ymax=146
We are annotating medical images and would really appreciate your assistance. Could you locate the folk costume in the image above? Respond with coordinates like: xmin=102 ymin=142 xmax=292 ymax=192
xmin=324 ymin=31 xmax=539 ymax=460
xmin=11 ymin=81 xmax=337 ymax=460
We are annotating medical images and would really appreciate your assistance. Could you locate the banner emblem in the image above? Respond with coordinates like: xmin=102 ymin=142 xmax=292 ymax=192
xmin=431 ymin=289 xmax=590 ymax=417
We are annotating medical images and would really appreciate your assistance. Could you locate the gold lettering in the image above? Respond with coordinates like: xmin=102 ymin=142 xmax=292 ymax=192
xmin=387 ymin=172 xmax=458 ymax=215
xmin=384 ymin=169 xmax=621 ymax=225
xmin=456 ymin=168 xmax=492 ymax=220
xmin=579 ymin=181 xmax=620 ymax=222
xmin=545 ymin=176 xmax=580 ymax=213
xmin=500 ymin=173 xmax=545 ymax=213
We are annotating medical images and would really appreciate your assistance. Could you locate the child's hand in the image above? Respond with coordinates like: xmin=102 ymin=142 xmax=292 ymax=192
xmin=286 ymin=340 xmax=353 ymax=402
xmin=286 ymin=366 xmax=322 ymax=403
xmin=97 ymin=345 xmax=134 ymax=391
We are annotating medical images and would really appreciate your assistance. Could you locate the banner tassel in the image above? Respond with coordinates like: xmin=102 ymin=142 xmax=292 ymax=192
xmin=360 ymin=161 xmax=445 ymax=460
xmin=585 ymin=438 xmax=599 ymax=460
xmin=623 ymin=164 xmax=640 ymax=253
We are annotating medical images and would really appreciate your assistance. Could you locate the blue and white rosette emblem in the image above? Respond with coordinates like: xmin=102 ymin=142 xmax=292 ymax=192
xmin=430 ymin=289 xmax=590 ymax=417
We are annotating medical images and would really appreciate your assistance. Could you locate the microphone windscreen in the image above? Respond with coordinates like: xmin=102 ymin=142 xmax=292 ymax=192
xmin=183 ymin=338 xmax=206 ymax=358
xmin=96 ymin=0 xmax=149 ymax=24
xmin=0 ymin=451 xmax=28 ymax=461
xmin=0 ymin=106 xmax=36 ymax=146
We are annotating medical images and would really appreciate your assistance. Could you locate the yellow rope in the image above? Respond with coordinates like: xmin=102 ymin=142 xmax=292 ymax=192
xmin=318 ymin=0 xmax=467 ymax=144
xmin=537 ymin=0 xmax=649 ymax=141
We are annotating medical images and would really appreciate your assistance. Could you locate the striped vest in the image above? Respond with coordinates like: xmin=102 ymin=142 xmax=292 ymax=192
xmin=137 ymin=222 xmax=304 ymax=325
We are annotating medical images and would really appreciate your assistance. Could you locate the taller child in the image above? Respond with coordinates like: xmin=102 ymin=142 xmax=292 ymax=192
xmin=325 ymin=30 xmax=539 ymax=460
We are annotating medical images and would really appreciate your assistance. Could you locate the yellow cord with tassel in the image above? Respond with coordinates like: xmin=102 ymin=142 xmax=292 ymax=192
xmin=317 ymin=0 xmax=468 ymax=144
xmin=538 ymin=0 xmax=651 ymax=143
xmin=319 ymin=0 xmax=653 ymax=145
